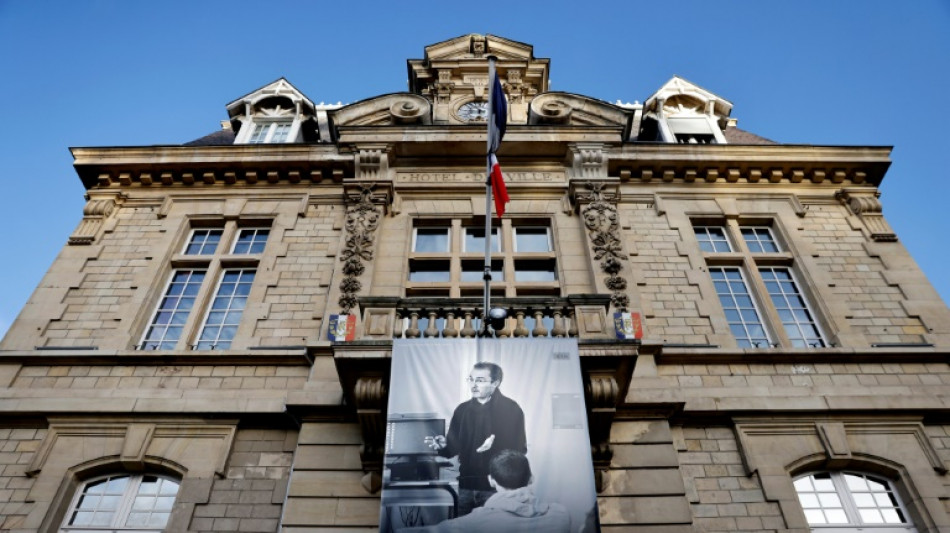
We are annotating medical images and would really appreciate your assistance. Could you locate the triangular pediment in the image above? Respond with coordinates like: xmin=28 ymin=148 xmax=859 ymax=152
xmin=226 ymin=78 xmax=315 ymax=118
xmin=421 ymin=34 xmax=536 ymax=62
xmin=644 ymin=76 xmax=732 ymax=119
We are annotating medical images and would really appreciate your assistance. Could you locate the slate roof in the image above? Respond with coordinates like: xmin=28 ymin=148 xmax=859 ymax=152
xmin=184 ymin=129 xmax=236 ymax=146
xmin=723 ymin=126 xmax=776 ymax=145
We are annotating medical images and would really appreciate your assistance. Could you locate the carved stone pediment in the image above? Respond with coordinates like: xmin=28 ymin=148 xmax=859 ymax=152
xmin=330 ymin=94 xmax=432 ymax=127
xmin=225 ymin=77 xmax=315 ymax=120
xmin=529 ymin=93 xmax=631 ymax=128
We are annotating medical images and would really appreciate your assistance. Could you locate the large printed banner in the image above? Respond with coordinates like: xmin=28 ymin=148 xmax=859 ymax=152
xmin=380 ymin=338 xmax=599 ymax=532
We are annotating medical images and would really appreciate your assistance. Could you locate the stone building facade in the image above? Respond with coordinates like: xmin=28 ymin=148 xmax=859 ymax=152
xmin=1 ymin=34 xmax=949 ymax=532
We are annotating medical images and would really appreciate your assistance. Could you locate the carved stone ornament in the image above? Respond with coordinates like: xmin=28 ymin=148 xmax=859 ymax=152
xmin=837 ymin=188 xmax=897 ymax=242
xmin=586 ymin=373 xmax=620 ymax=492
xmin=578 ymin=182 xmax=629 ymax=311
xmin=339 ymin=185 xmax=384 ymax=313
xmin=389 ymin=98 xmax=429 ymax=124
xmin=529 ymin=95 xmax=572 ymax=124
xmin=354 ymin=376 xmax=387 ymax=492
xmin=69 ymin=197 xmax=118 ymax=245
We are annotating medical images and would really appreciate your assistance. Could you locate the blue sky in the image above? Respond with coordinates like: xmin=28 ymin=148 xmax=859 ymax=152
xmin=0 ymin=1 xmax=948 ymax=340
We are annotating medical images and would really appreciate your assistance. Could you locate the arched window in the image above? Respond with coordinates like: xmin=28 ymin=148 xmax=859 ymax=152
xmin=794 ymin=472 xmax=917 ymax=532
xmin=61 ymin=474 xmax=180 ymax=532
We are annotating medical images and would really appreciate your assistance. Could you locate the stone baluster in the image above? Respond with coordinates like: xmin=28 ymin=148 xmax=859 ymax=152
xmin=532 ymin=311 xmax=548 ymax=337
xmin=443 ymin=312 xmax=459 ymax=337
xmin=460 ymin=311 xmax=477 ymax=338
xmin=568 ymin=310 xmax=578 ymax=337
xmin=424 ymin=311 xmax=439 ymax=337
xmin=513 ymin=311 xmax=529 ymax=337
xmin=551 ymin=310 xmax=566 ymax=337
xmin=405 ymin=312 xmax=421 ymax=338
xmin=495 ymin=317 xmax=512 ymax=338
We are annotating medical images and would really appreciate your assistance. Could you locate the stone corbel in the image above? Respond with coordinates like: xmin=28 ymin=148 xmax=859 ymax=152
xmin=568 ymin=143 xmax=608 ymax=180
xmin=354 ymin=376 xmax=387 ymax=493
xmin=581 ymin=351 xmax=636 ymax=492
xmin=837 ymin=188 xmax=896 ymax=242
xmin=69 ymin=193 xmax=123 ymax=245
xmin=355 ymin=145 xmax=393 ymax=181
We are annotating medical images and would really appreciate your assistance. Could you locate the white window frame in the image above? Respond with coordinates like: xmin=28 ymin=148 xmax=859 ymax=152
xmin=230 ymin=227 xmax=271 ymax=255
xmin=761 ymin=266 xmax=827 ymax=348
xmin=794 ymin=472 xmax=917 ymax=532
xmin=139 ymin=269 xmax=207 ymax=350
xmin=696 ymin=221 xmax=828 ymax=348
xmin=512 ymin=226 xmax=552 ymax=253
xmin=244 ymin=119 xmax=295 ymax=144
xmin=61 ymin=473 xmax=180 ymax=533
xmin=709 ymin=266 xmax=772 ymax=348
xmin=181 ymin=228 xmax=223 ymax=255
xmin=741 ymin=226 xmax=782 ymax=253
xmin=411 ymin=227 xmax=451 ymax=253
xmin=193 ymin=268 xmax=256 ymax=350
xmin=695 ymin=225 xmax=733 ymax=253
xmin=462 ymin=227 xmax=500 ymax=253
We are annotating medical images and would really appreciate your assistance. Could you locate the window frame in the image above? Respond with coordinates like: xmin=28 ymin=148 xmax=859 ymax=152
xmin=181 ymin=228 xmax=222 ymax=256
xmin=709 ymin=266 xmax=773 ymax=348
xmin=794 ymin=471 xmax=917 ymax=532
xmin=696 ymin=220 xmax=828 ymax=348
xmin=245 ymin=119 xmax=294 ymax=144
xmin=406 ymin=219 xmax=559 ymax=298
xmin=193 ymin=268 xmax=257 ymax=350
xmin=137 ymin=221 xmax=269 ymax=351
xmin=61 ymin=473 xmax=180 ymax=533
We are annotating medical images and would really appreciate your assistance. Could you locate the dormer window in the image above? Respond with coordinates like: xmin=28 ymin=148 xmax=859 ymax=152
xmin=640 ymin=77 xmax=732 ymax=144
xmin=226 ymin=78 xmax=318 ymax=145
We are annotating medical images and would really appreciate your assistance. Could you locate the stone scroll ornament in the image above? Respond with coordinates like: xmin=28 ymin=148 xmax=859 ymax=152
xmin=581 ymin=183 xmax=629 ymax=310
xmin=338 ymin=186 xmax=382 ymax=314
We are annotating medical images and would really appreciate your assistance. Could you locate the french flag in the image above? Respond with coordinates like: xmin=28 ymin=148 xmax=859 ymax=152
xmin=487 ymin=60 xmax=509 ymax=217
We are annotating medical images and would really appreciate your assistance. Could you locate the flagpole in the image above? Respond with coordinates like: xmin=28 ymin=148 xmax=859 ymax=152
xmin=482 ymin=56 xmax=497 ymax=336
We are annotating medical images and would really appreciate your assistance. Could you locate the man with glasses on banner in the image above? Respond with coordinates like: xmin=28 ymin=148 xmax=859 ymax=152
xmin=425 ymin=362 xmax=526 ymax=516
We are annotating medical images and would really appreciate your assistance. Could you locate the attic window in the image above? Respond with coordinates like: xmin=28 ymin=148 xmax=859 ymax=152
xmin=248 ymin=121 xmax=292 ymax=144
xmin=668 ymin=117 xmax=718 ymax=144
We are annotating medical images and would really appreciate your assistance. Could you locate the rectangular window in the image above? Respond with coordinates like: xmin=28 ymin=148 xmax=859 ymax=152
xmin=141 ymin=270 xmax=206 ymax=350
xmin=412 ymin=228 xmax=450 ymax=253
xmin=463 ymin=227 xmax=500 ymax=253
xmin=248 ymin=123 xmax=269 ymax=143
xmin=696 ymin=221 xmax=827 ymax=348
xmin=232 ymin=228 xmax=270 ymax=254
xmin=408 ymin=259 xmax=451 ymax=282
xmin=247 ymin=121 xmax=293 ymax=144
xmin=514 ymin=259 xmax=557 ymax=282
xmin=270 ymin=123 xmax=291 ymax=143
xmin=761 ymin=267 xmax=825 ymax=347
xmin=407 ymin=220 xmax=557 ymax=298
xmin=183 ymin=229 xmax=222 ymax=255
xmin=741 ymin=227 xmax=780 ymax=253
xmin=195 ymin=269 xmax=255 ymax=350
xmin=461 ymin=259 xmax=503 ymax=282
xmin=514 ymin=227 xmax=552 ymax=252
xmin=140 ymin=221 xmax=270 ymax=350
xmin=694 ymin=226 xmax=732 ymax=253
xmin=710 ymin=268 xmax=770 ymax=348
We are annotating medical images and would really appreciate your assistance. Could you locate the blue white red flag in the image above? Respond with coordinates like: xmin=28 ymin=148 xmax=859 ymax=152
xmin=487 ymin=59 xmax=508 ymax=217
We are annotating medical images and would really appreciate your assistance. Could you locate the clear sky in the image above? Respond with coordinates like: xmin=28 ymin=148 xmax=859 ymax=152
xmin=0 ymin=1 xmax=948 ymax=340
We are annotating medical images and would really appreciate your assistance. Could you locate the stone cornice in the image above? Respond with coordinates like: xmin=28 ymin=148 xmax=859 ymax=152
xmin=71 ymin=144 xmax=351 ymax=189
xmin=611 ymin=144 xmax=892 ymax=186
